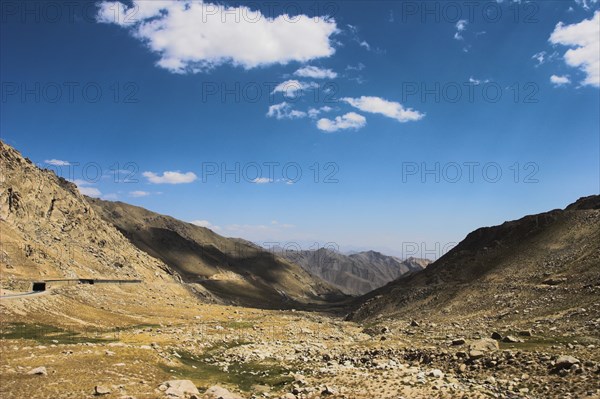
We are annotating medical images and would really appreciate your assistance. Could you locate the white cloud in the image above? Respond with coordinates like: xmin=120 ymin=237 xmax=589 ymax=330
xmin=272 ymin=80 xmax=318 ymax=98
xmin=532 ymin=51 xmax=559 ymax=67
xmin=192 ymin=220 xmax=221 ymax=230
xmin=359 ymin=41 xmax=371 ymax=50
xmin=341 ymin=96 xmax=425 ymax=123
xmin=294 ymin=66 xmax=337 ymax=79
xmin=454 ymin=20 xmax=468 ymax=40
xmin=190 ymin=220 xmax=220 ymax=230
xmin=96 ymin=1 xmax=338 ymax=73
xmin=70 ymin=179 xmax=101 ymax=197
xmin=317 ymin=112 xmax=367 ymax=132
xmin=532 ymin=51 xmax=547 ymax=66
xmin=191 ymin=220 xmax=211 ymax=227
xmin=469 ymin=77 xmax=490 ymax=85
xmin=549 ymin=11 xmax=600 ymax=87
xmin=346 ymin=63 xmax=365 ymax=71
xmin=143 ymin=171 xmax=198 ymax=184
xmin=456 ymin=20 xmax=468 ymax=31
xmin=129 ymin=190 xmax=151 ymax=197
xmin=266 ymin=102 xmax=307 ymax=120
xmin=45 ymin=159 xmax=70 ymax=166
xmin=252 ymin=177 xmax=273 ymax=184
xmin=550 ymin=74 xmax=571 ymax=86
xmin=78 ymin=186 xmax=102 ymax=198
xmin=308 ymin=105 xmax=333 ymax=119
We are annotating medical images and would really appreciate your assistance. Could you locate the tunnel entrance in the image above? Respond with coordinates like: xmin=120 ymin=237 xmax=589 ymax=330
xmin=32 ymin=282 xmax=46 ymax=292
xmin=79 ymin=279 xmax=94 ymax=285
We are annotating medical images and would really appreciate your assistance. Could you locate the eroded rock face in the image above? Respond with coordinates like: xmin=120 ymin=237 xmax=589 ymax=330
xmin=0 ymin=141 xmax=186 ymax=285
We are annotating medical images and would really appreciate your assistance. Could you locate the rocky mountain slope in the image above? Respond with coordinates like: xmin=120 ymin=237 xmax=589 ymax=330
xmin=0 ymin=140 xmax=204 ymax=327
xmin=2 ymin=141 xmax=599 ymax=398
xmin=348 ymin=195 xmax=600 ymax=326
xmin=0 ymin=140 xmax=187 ymax=286
xmin=280 ymin=248 xmax=429 ymax=295
xmin=88 ymin=198 xmax=345 ymax=308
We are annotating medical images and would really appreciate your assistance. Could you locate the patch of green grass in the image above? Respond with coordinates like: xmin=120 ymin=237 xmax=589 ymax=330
xmin=222 ymin=321 xmax=255 ymax=330
xmin=0 ymin=323 xmax=113 ymax=344
xmin=160 ymin=342 xmax=295 ymax=393
xmin=498 ymin=333 xmax=599 ymax=351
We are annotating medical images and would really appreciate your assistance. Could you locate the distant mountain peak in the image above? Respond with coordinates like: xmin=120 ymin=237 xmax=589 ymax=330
xmin=280 ymin=248 xmax=430 ymax=296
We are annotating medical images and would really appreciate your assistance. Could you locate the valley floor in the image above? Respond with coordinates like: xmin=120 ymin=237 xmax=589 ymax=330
xmin=1 ymin=285 xmax=599 ymax=399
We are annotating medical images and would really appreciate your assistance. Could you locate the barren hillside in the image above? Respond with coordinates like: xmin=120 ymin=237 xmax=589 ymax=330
xmin=349 ymin=195 xmax=600 ymax=329
xmin=88 ymin=198 xmax=345 ymax=308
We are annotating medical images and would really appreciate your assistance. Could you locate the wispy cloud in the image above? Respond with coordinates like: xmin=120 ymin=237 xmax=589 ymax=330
xmin=342 ymin=96 xmax=425 ymax=123
xmin=143 ymin=171 xmax=198 ymax=184
xmin=69 ymin=178 xmax=101 ymax=198
xmin=129 ymin=190 xmax=151 ymax=197
xmin=191 ymin=220 xmax=221 ymax=231
xmin=294 ymin=66 xmax=338 ymax=79
xmin=252 ymin=177 xmax=273 ymax=184
xmin=469 ymin=77 xmax=491 ymax=85
xmin=550 ymin=75 xmax=571 ymax=86
xmin=77 ymin=187 xmax=101 ymax=197
xmin=266 ymin=102 xmax=307 ymax=120
xmin=45 ymin=159 xmax=70 ymax=166
xmin=574 ymin=0 xmax=599 ymax=10
xmin=454 ymin=19 xmax=468 ymax=40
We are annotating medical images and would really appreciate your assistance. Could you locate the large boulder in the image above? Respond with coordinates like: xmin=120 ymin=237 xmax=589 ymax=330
xmin=554 ymin=355 xmax=580 ymax=370
xmin=94 ymin=386 xmax=111 ymax=396
xmin=161 ymin=380 xmax=200 ymax=398
xmin=469 ymin=338 xmax=499 ymax=353
xmin=27 ymin=367 xmax=47 ymax=376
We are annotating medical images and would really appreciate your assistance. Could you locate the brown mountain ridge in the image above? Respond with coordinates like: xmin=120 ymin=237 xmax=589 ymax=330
xmin=348 ymin=195 xmax=600 ymax=326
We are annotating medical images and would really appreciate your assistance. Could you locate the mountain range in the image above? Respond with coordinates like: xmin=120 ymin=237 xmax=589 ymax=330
xmin=279 ymin=248 xmax=429 ymax=295
xmin=1 ymin=140 xmax=599 ymax=399
xmin=348 ymin=195 xmax=600 ymax=326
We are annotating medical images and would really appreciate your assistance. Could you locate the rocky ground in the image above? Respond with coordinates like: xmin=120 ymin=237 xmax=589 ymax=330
xmin=1 ymin=285 xmax=599 ymax=399
xmin=1 ymin=143 xmax=599 ymax=398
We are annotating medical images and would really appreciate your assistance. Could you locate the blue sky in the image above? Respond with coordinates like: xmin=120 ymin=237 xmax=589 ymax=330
xmin=2 ymin=0 xmax=599 ymax=258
